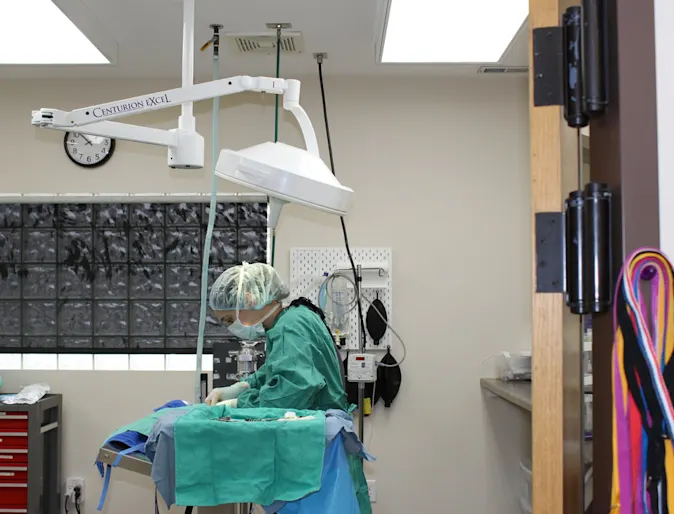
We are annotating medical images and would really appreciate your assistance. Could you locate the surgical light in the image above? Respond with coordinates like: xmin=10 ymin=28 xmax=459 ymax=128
xmin=215 ymin=79 xmax=353 ymax=225
xmin=30 ymin=46 xmax=353 ymax=223
xmin=380 ymin=0 xmax=528 ymax=63
xmin=1 ymin=0 xmax=109 ymax=64
xmin=217 ymin=143 xmax=352 ymax=215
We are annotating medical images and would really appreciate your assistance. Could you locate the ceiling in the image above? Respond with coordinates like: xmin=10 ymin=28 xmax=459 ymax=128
xmin=0 ymin=0 xmax=530 ymax=79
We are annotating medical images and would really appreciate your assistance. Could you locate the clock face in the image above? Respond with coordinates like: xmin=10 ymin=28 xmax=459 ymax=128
xmin=63 ymin=132 xmax=115 ymax=168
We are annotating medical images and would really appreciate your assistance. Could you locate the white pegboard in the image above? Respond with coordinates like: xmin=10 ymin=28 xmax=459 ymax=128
xmin=290 ymin=247 xmax=392 ymax=350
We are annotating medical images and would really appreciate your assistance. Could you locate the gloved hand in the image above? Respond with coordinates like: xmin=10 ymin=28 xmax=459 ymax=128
xmin=204 ymin=382 xmax=250 ymax=406
xmin=216 ymin=398 xmax=238 ymax=408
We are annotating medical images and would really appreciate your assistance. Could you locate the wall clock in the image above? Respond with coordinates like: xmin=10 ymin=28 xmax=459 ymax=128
xmin=63 ymin=132 xmax=116 ymax=168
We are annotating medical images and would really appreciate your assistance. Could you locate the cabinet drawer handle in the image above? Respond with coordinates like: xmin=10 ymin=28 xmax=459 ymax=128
xmin=0 ymin=483 xmax=26 ymax=487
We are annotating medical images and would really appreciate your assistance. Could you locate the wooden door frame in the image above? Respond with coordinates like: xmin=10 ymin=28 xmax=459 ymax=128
xmin=528 ymin=0 xmax=661 ymax=511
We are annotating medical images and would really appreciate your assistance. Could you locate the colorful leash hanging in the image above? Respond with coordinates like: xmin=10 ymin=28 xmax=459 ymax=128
xmin=612 ymin=248 xmax=674 ymax=514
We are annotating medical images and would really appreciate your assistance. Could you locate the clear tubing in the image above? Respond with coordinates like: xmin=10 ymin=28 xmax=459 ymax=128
xmin=194 ymin=48 xmax=220 ymax=403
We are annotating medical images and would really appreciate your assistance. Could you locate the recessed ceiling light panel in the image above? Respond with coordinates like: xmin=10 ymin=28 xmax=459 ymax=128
xmin=0 ymin=0 xmax=109 ymax=64
xmin=380 ymin=0 xmax=528 ymax=63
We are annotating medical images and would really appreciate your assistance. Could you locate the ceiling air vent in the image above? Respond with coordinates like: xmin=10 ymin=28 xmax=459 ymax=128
xmin=226 ymin=32 xmax=304 ymax=54
xmin=478 ymin=66 xmax=529 ymax=74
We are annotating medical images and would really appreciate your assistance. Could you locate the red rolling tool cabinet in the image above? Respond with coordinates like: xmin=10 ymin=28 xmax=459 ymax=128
xmin=0 ymin=394 xmax=62 ymax=514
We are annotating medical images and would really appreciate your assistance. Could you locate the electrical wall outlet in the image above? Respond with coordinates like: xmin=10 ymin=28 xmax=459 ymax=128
xmin=367 ymin=479 xmax=377 ymax=503
xmin=65 ymin=477 xmax=85 ymax=502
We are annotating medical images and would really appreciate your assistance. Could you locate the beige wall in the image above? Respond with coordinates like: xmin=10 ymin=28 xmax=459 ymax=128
xmin=0 ymin=76 xmax=532 ymax=513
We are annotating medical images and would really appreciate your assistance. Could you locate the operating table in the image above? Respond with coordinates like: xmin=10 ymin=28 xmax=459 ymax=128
xmin=96 ymin=445 xmax=253 ymax=514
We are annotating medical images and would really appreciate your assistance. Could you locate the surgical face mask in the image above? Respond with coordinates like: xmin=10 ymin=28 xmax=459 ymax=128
xmin=227 ymin=304 xmax=280 ymax=341
xmin=228 ymin=319 xmax=266 ymax=341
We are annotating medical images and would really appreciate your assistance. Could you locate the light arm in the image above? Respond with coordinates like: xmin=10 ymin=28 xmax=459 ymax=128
xmin=30 ymin=75 xmax=321 ymax=168
xmin=32 ymin=75 xmax=287 ymax=128
xmin=282 ymin=80 xmax=321 ymax=157
xmin=285 ymin=105 xmax=319 ymax=157
xmin=32 ymin=75 xmax=319 ymax=156
xmin=49 ymin=120 xmax=177 ymax=147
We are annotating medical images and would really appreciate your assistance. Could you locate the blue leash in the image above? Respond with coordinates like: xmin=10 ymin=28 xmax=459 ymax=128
xmin=96 ymin=443 xmax=146 ymax=511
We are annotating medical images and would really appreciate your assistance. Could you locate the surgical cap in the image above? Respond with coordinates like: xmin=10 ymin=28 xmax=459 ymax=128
xmin=209 ymin=262 xmax=290 ymax=311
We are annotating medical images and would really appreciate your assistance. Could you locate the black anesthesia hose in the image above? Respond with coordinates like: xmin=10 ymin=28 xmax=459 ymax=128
xmin=270 ymin=27 xmax=282 ymax=266
xmin=316 ymin=59 xmax=367 ymax=351
xmin=316 ymin=58 xmax=368 ymax=445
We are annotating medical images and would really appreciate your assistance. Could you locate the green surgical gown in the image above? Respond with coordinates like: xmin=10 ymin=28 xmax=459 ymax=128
xmin=238 ymin=304 xmax=348 ymax=412
xmin=237 ymin=305 xmax=372 ymax=514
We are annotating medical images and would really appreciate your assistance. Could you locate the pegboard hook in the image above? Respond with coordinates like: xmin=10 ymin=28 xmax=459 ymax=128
xmin=290 ymin=248 xmax=392 ymax=351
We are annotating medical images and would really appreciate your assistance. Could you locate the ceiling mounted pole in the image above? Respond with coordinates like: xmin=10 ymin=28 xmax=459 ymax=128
xmin=180 ymin=0 xmax=196 ymax=130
